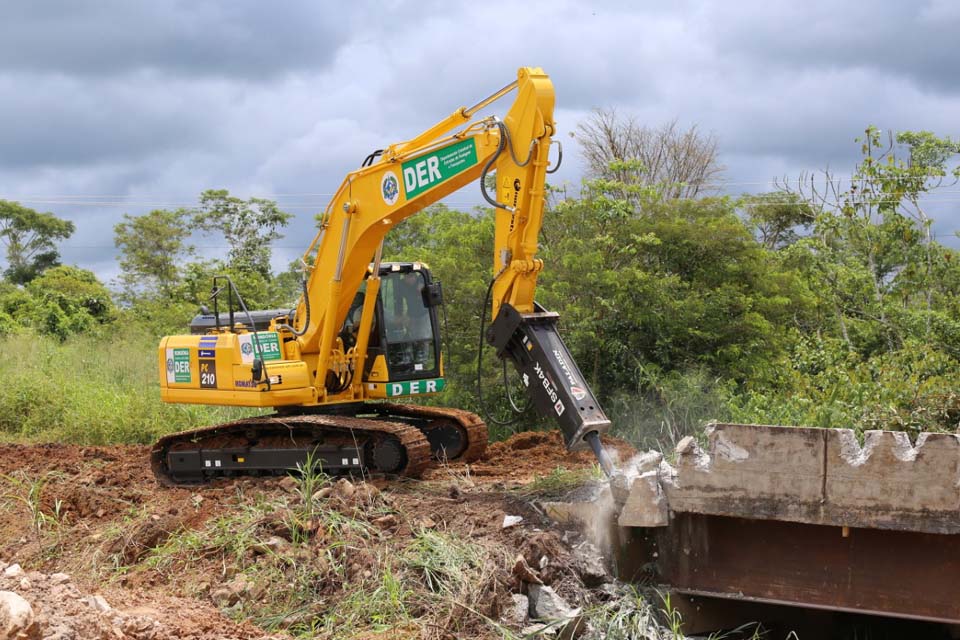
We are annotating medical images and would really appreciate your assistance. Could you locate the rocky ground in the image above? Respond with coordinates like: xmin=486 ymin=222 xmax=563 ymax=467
xmin=0 ymin=430 xmax=671 ymax=640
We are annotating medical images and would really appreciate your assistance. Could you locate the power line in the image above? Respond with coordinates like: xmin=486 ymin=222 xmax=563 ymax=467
xmin=9 ymin=176 xmax=956 ymax=195
xmin=9 ymin=193 xmax=960 ymax=205
xmin=5 ymin=175 xmax=959 ymax=201
xmin=60 ymin=245 xmax=314 ymax=249
xmin=0 ymin=200 xmax=489 ymax=212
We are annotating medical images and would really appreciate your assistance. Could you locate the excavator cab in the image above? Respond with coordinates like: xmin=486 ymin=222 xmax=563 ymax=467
xmin=350 ymin=262 xmax=445 ymax=398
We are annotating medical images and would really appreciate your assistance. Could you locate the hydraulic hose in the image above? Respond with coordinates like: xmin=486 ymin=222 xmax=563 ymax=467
xmin=275 ymin=278 xmax=310 ymax=337
xmin=546 ymin=140 xmax=563 ymax=174
xmin=480 ymin=122 xmax=510 ymax=211
xmin=476 ymin=274 xmax=525 ymax=427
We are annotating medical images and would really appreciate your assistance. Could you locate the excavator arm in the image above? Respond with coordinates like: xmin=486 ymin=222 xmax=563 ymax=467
xmin=286 ymin=66 xmax=612 ymax=469
xmin=292 ymin=68 xmax=554 ymax=364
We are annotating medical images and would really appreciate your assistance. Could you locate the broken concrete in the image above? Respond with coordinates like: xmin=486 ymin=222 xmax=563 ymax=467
xmin=502 ymin=515 xmax=523 ymax=528
xmin=620 ymin=423 xmax=960 ymax=535
xmin=570 ymin=541 xmax=609 ymax=586
xmin=616 ymin=468 xmax=668 ymax=528
xmin=2 ymin=564 xmax=24 ymax=579
xmin=505 ymin=593 xmax=529 ymax=626
xmin=0 ymin=590 xmax=39 ymax=640
xmin=527 ymin=583 xmax=580 ymax=622
xmin=84 ymin=594 xmax=111 ymax=613
xmin=543 ymin=486 xmax=613 ymax=527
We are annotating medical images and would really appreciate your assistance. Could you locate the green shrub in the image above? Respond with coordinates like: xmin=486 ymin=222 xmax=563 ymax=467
xmin=0 ymin=327 xmax=255 ymax=444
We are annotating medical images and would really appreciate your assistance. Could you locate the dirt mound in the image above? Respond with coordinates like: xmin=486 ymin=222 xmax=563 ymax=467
xmin=103 ymin=511 xmax=195 ymax=566
xmin=469 ymin=429 xmax=634 ymax=480
xmin=0 ymin=431 xmax=642 ymax=639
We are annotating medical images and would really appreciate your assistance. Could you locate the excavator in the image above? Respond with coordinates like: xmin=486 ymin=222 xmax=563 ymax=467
xmin=153 ymin=67 xmax=614 ymax=485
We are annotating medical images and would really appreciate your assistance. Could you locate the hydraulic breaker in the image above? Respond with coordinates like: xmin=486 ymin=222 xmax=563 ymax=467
xmin=486 ymin=303 xmax=614 ymax=475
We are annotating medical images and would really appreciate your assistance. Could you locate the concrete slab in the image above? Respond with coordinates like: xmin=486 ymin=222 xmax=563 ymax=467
xmin=663 ymin=423 xmax=827 ymax=524
xmin=824 ymin=430 xmax=960 ymax=534
xmin=617 ymin=469 xmax=669 ymax=527
xmin=623 ymin=423 xmax=960 ymax=534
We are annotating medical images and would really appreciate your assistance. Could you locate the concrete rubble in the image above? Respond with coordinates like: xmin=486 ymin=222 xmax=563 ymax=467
xmin=0 ymin=562 xmax=170 ymax=640
xmin=502 ymin=514 xmax=524 ymax=528
xmin=526 ymin=584 xmax=586 ymax=638
xmin=505 ymin=593 xmax=529 ymax=625
xmin=0 ymin=590 xmax=39 ymax=640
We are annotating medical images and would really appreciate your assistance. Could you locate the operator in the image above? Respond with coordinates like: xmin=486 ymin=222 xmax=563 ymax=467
xmin=396 ymin=272 xmax=431 ymax=341
xmin=340 ymin=291 xmax=367 ymax=350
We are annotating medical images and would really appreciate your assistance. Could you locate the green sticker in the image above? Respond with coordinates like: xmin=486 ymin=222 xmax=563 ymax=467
xmin=239 ymin=332 xmax=282 ymax=362
xmin=402 ymin=139 xmax=477 ymax=199
xmin=173 ymin=348 xmax=191 ymax=383
xmin=386 ymin=378 xmax=445 ymax=397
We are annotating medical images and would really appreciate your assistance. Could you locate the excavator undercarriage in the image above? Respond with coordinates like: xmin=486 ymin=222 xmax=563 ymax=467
xmin=151 ymin=403 xmax=487 ymax=486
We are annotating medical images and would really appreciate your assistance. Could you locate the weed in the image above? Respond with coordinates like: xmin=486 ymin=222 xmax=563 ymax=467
xmin=0 ymin=470 xmax=66 ymax=539
xmin=94 ymin=504 xmax=151 ymax=576
xmin=145 ymin=501 xmax=267 ymax=576
xmin=582 ymin=585 xmax=680 ymax=640
xmin=576 ymin=590 xmax=764 ymax=640
xmin=661 ymin=592 xmax=685 ymax=639
xmin=514 ymin=465 xmax=603 ymax=500
xmin=288 ymin=450 xmax=329 ymax=544
xmin=709 ymin=623 xmax=766 ymax=640
xmin=306 ymin=558 xmax=415 ymax=636
xmin=403 ymin=528 xmax=482 ymax=596
xmin=400 ymin=528 xmax=508 ymax=638
xmin=369 ymin=564 xmax=412 ymax=624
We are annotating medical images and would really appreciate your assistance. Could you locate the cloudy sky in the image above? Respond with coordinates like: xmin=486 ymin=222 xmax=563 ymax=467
xmin=2 ymin=1 xmax=959 ymax=281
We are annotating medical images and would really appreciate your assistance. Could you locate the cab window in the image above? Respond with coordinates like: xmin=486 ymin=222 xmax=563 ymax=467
xmin=380 ymin=271 xmax=436 ymax=374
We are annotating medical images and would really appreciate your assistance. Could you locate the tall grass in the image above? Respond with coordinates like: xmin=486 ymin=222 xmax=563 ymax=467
xmin=605 ymin=368 xmax=735 ymax=452
xmin=0 ymin=327 xmax=255 ymax=445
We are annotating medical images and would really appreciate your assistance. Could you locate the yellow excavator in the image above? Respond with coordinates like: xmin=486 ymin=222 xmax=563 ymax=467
xmin=153 ymin=67 xmax=613 ymax=485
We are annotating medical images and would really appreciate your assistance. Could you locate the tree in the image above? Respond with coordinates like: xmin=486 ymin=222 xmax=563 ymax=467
xmin=540 ymin=186 xmax=808 ymax=393
xmin=781 ymin=126 xmax=960 ymax=353
xmin=574 ymin=109 xmax=723 ymax=199
xmin=273 ymin=259 xmax=311 ymax=308
xmin=28 ymin=265 xmax=115 ymax=322
xmin=0 ymin=265 xmax=118 ymax=339
xmin=114 ymin=208 xmax=194 ymax=302
xmin=192 ymin=190 xmax=292 ymax=278
xmin=0 ymin=200 xmax=75 ymax=284
xmin=740 ymin=192 xmax=816 ymax=250
xmin=179 ymin=258 xmax=282 ymax=312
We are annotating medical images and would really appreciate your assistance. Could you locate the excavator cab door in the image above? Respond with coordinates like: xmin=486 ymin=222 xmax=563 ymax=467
xmin=358 ymin=263 xmax=444 ymax=395
xmin=379 ymin=266 xmax=440 ymax=377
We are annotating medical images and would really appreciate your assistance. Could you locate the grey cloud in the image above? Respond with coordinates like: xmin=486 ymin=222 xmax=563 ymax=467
xmin=3 ymin=0 xmax=960 ymax=277
xmin=703 ymin=1 xmax=960 ymax=94
xmin=0 ymin=73 xmax=227 ymax=169
xmin=0 ymin=1 xmax=348 ymax=79
xmin=366 ymin=2 xmax=692 ymax=125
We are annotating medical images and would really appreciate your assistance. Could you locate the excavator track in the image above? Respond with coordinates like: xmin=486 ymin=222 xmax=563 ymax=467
xmin=371 ymin=403 xmax=488 ymax=463
xmin=151 ymin=413 xmax=431 ymax=487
